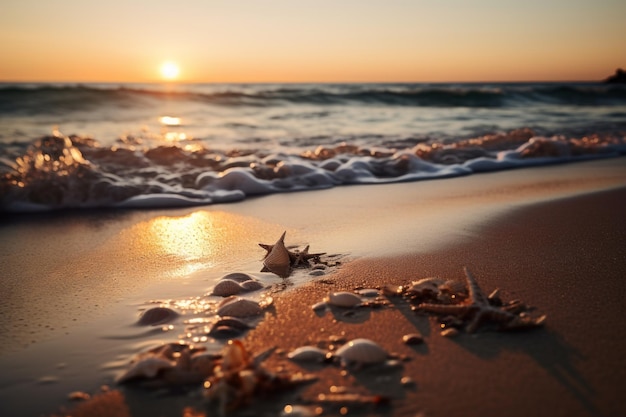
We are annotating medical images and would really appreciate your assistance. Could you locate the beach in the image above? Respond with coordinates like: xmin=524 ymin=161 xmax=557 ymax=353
xmin=1 ymin=157 xmax=625 ymax=417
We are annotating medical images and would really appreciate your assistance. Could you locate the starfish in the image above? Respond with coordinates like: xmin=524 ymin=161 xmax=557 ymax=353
xmin=259 ymin=234 xmax=325 ymax=266
xmin=418 ymin=267 xmax=546 ymax=333
xmin=291 ymin=245 xmax=326 ymax=267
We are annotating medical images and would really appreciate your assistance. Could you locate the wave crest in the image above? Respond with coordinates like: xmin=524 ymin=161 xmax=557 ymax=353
xmin=2 ymin=129 xmax=624 ymax=212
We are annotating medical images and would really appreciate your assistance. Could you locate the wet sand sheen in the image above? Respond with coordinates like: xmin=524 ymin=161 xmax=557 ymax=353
xmin=245 ymin=186 xmax=626 ymax=417
xmin=0 ymin=157 xmax=625 ymax=417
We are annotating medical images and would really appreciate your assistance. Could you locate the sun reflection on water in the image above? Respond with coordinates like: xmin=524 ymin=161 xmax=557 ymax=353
xmin=159 ymin=115 xmax=189 ymax=142
xmin=159 ymin=116 xmax=181 ymax=126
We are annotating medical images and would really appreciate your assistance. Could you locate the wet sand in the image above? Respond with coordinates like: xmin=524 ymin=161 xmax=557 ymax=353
xmin=1 ymin=157 xmax=625 ymax=417
xmin=245 ymin=186 xmax=626 ymax=417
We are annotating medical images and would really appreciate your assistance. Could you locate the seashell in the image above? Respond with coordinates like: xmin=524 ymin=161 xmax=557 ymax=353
xmin=400 ymin=376 xmax=417 ymax=388
xmin=357 ymin=288 xmax=379 ymax=298
xmin=381 ymin=284 xmax=403 ymax=297
xmin=116 ymin=355 xmax=175 ymax=383
xmin=259 ymin=295 xmax=274 ymax=308
xmin=218 ymin=295 xmax=238 ymax=307
xmin=144 ymin=342 xmax=202 ymax=362
xmin=211 ymin=279 xmax=244 ymax=297
xmin=217 ymin=297 xmax=263 ymax=318
xmin=190 ymin=352 xmax=221 ymax=375
xmin=221 ymin=340 xmax=250 ymax=371
xmin=328 ymin=334 xmax=346 ymax=344
xmin=239 ymin=280 xmax=264 ymax=292
xmin=208 ymin=325 xmax=244 ymax=339
xmin=407 ymin=277 xmax=445 ymax=296
xmin=220 ymin=272 xmax=257 ymax=283
xmin=262 ymin=231 xmax=291 ymax=278
xmin=213 ymin=316 xmax=253 ymax=330
xmin=137 ymin=306 xmax=179 ymax=326
xmin=312 ymin=301 xmax=327 ymax=312
xmin=280 ymin=404 xmax=319 ymax=417
xmin=440 ymin=279 xmax=467 ymax=296
xmin=402 ymin=333 xmax=424 ymax=345
xmin=334 ymin=338 xmax=388 ymax=365
xmin=328 ymin=291 xmax=361 ymax=308
xmin=68 ymin=391 xmax=91 ymax=401
xmin=287 ymin=346 xmax=328 ymax=363
xmin=441 ymin=328 xmax=459 ymax=338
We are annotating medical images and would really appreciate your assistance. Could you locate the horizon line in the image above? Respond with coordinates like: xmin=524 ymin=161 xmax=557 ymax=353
xmin=0 ymin=77 xmax=609 ymax=85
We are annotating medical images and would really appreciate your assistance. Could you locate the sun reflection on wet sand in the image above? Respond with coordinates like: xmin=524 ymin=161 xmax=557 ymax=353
xmin=118 ymin=210 xmax=276 ymax=279
xmin=150 ymin=212 xmax=214 ymax=260
xmin=148 ymin=212 xmax=217 ymax=275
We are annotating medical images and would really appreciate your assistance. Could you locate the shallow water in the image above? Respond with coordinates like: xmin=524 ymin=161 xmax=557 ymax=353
xmin=1 ymin=82 xmax=625 ymax=212
xmin=1 ymin=80 xmax=626 ymax=415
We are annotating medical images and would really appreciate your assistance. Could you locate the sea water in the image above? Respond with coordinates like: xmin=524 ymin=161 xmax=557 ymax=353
xmin=1 ymin=82 xmax=626 ymax=417
xmin=1 ymin=82 xmax=625 ymax=212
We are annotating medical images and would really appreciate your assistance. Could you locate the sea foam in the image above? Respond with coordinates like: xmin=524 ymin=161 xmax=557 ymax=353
xmin=1 ymin=129 xmax=624 ymax=212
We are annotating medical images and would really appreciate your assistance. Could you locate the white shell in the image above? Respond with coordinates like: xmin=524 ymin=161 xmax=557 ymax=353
xmin=287 ymin=346 xmax=328 ymax=363
xmin=221 ymin=272 xmax=257 ymax=283
xmin=328 ymin=291 xmax=361 ymax=307
xmin=217 ymin=297 xmax=263 ymax=318
xmin=211 ymin=279 xmax=244 ymax=297
xmin=407 ymin=277 xmax=445 ymax=295
xmin=240 ymin=280 xmax=264 ymax=291
xmin=116 ymin=356 xmax=174 ymax=383
xmin=334 ymin=338 xmax=387 ymax=365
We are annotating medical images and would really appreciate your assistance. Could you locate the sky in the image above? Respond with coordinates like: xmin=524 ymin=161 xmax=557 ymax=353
xmin=1 ymin=0 xmax=625 ymax=83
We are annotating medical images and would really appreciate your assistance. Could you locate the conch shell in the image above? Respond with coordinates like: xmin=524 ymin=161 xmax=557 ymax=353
xmin=261 ymin=231 xmax=291 ymax=278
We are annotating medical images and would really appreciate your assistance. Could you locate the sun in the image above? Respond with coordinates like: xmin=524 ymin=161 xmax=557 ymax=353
xmin=160 ymin=61 xmax=180 ymax=80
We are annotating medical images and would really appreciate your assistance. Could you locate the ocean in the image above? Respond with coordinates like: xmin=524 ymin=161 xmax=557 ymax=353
xmin=1 ymin=82 xmax=625 ymax=212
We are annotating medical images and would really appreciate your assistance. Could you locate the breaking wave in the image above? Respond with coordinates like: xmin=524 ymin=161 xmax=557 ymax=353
xmin=1 ymin=128 xmax=624 ymax=213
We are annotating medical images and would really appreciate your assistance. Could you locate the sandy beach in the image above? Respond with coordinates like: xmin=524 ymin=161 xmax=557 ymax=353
xmin=1 ymin=157 xmax=625 ymax=417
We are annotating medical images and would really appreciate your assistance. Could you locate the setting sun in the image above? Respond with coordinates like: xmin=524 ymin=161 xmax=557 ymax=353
xmin=160 ymin=61 xmax=180 ymax=80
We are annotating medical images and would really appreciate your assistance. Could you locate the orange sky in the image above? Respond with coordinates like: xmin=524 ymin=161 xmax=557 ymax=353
xmin=1 ymin=0 xmax=625 ymax=83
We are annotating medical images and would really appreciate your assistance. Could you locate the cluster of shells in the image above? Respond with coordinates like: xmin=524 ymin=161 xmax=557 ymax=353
xmin=311 ymin=268 xmax=546 ymax=337
xmin=116 ymin=247 xmax=546 ymax=417
xmin=115 ymin=335 xmax=402 ymax=416
xmin=210 ymin=272 xmax=266 ymax=297
xmin=135 ymin=272 xmax=273 ymax=346
xmin=260 ymin=231 xmax=338 ymax=278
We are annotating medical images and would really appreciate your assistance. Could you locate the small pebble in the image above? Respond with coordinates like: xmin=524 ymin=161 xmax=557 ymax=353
xmin=401 ymin=376 xmax=416 ymax=388
xmin=68 ymin=391 xmax=91 ymax=401
xmin=441 ymin=328 xmax=459 ymax=338
xmin=381 ymin=284 xmax=403 ymax=297
xmin=328 ymin=334 xmax=346 ymax=344
xmin=137 ymin=307 xmax=179 ymax=326
xmin=357 ymin=288 xmax=379 ymax=297
xmin=402 ymin=333 xmax=424 ymax=345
